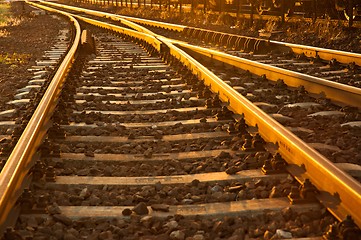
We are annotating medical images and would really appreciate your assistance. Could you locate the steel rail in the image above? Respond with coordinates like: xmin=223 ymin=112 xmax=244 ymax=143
xmin=113 ymin=13 xmax=186 ymax=32
xmin=68 ymin=0 xmax=361 ymax=28
xmin=70 ymin=14 xmax=163 ymax=51
xmin=159 ymin=38 xmax=361 ymax=229
xmin=170 ymin=41 xmax=361 ymax=108
xmin=118 ymin=16 xmax=361 ymax=66
xmin=38 ymin=0 xmax=164 ymax=41
xmin=39 ymin=0 xmax=183 ymax=33
xmin=34 ymin=3 xmax=361 ymax=228
xmin=0 ymin=2 xmax=81 ymax=234
xmin=37 ymin=1 xmax=361 ymax=108
xmin=40 ymin=1 xmax=361 ymax=67
xmin=270 ymin=40 xmax=361 ymax=66
xmin=9 ymin=1 xmax=361 ymax=230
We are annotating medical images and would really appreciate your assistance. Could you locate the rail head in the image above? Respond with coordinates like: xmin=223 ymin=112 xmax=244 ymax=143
xmin=13 ymin=0 xmax=361 ymax=230
xmin=40 ymin=1 xmax=361 ymax=67
xmin=0 ymin=1 xmax=81 ymax=234
xmin=270 ymin=40 xmax=361 ymax=67
xmin=160 ymin=37 xmax=361 ymax=228
xmin=40 ymin=0 xmax=186 ymax=32
xmin=73 ymin=14 xmax=163 ymax=52
xmin=119 ymin=15 xmax=186 ymax=32
xmin=39 ymin=0 xmax=170 ymax=41
xmin=172 ymin=41 xmax=361 ymax=109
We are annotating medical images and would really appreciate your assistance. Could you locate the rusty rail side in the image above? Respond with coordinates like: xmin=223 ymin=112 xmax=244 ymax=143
xmin=0 ymin=2 xmax=81 ymax=234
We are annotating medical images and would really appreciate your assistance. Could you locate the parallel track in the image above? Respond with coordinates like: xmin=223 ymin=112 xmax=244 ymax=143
xmin=38 ymin=1 xmax=361 ymax=108
xmin=0 ymin=1 xmax=360 ymax=238
xmin=69 ymin=0 xmax=361 ymax=27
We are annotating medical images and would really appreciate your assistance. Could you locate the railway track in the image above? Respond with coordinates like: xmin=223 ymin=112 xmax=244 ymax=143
xmin=38 ymin=1 xmax=361 ymax=168
xmin=61 ymin=0 xmax=361 ymax=27
xmin=0 ymin=1 xmax=360 ymax=239
xmin=38 ymin=2 xmax=361 ymax=91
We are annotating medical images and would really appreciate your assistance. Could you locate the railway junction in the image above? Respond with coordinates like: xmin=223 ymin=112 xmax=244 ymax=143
xmin=0 ymin=0 xmax=360 ymax=239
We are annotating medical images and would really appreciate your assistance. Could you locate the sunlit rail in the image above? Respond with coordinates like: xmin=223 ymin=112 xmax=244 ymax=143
xmin=29 ymin=1 xmax=361 ymax=229
xmin=0 ymin=2 xmax=81 ymax=234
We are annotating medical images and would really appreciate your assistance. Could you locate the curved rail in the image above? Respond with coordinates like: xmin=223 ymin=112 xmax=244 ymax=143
xmin=4 ymin=1 xmax=361 ymax=231
xmin=172 ymin=41 xmax=361 ymax=108
xmin=39 ymin=1 xmax=361 ymax=108
xmin=0 ymin=2 xmax=81 ymax=234
xmin=66 ymin=0 xmax=361 ymax=28
xmin=36 ymin=2 xmax=361 ymax=228
xmin=41 ymin=1 xmax=361 ymax=66
xmin=119 ymin=16 xmax=361 ymax=66
xmin=271 ymin=40 xmax=361 ymax=66
xmin=73 ymin=15 xmax=163 ymax=51
xmin=160 ymin=37 xmax=361 ymax=230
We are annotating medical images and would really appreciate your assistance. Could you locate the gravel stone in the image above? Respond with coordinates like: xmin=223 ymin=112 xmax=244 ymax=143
xmin=99 ymin=231 xmax=113 ymax=240
xmin=182 ymin=198 xmax=194 ymax=204
xmin=37 ymin=226 xmax=52 ymax=235
xmin=132 ymin=202 xmax=149 ymax=215
xmin=52 ymin=222 xmax=64 ymax=232
xmin=275 ymin=229 xmax=293 ymax=238
xmin=210 ymin=184 xmax=222 ymax=193
xmin=79 ymin=187 xmax=90 ymax=199
xmin=191 ymin=179 xmax=200 ymax=187
xmin=282 ymin=207 xmax=293 ymax=221
xmin=16 ymin=229 xmax=33 ymax=239
xmin=170 ymin=230 xmax=185 ymax=240
xmin=191 ymin=195 xmax=202 ymax=202
xmin=77 ymin=168 xmax=90 ymax=176
xmin=88 ymin=195 xmax=101 ymax=205
xmin=164 ymin=220 xmax=179 ymax=230
xmin=53 ymin=214 xmax=73 ymax=226
xmin=291 ymin=227 xmax=307 ymax=237
xmin=54 ymin=229 xmax=64 ymax=239
xmin=237 ymin=189 xmax=247 ymax=199
xmin=225 ymin=166 xmax=240 ymax=174
xmin=253 ymin=228 xmax=264 ymax=237
xmin=263 ymin=230 xmax=273 ymax=239
xmin=84 ymin=150 xmax=94 ymax=157
xmin=216 ymin=151 xmax=231 ymax=159
xmin=67 ymin=228 xmax=79 ymax=237
xmin=64 ymin=232 xmax=77 ymax=240
xmin=26 ymin=216 xmax=38 ymax=228
xmin=86 ymin=232 xmax=99 ymax=240
xmin=141 ymin=215 xmax=153 ymax=222
xmin=151 ymin=203 xmax=170 ymax=212
xmin=193 ymin=233 xmax=205 ymax=240
xmin=47 ymin=204 xmax=61 ymax=215
xmin=269 ymin=186 xmax=282 ymax=198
